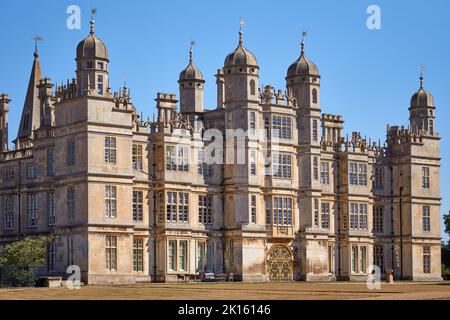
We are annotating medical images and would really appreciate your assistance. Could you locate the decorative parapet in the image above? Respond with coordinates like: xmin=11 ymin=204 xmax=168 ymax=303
xmin=0 ymin=147 xmax=33 ymax=162
xmin=386 ymin=124 xmax=427 ymax=145
xmin=322 ymin=130 xmax=385 ymax=156
xmin=56 ymin=78 xmax=79 ymax=101
xmin=259 ymin=85 xmax=297 ymax=108
xmin=113 ymin=85 xmax=134 ymax=110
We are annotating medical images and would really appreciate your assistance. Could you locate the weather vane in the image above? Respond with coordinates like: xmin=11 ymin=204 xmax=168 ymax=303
xmin=33 ymin=35 xmax=43 ymax=53
xmin=302 ymin=31 xmax=308 ymax=42
xmin=239 ymin=19 xmax=246 ymax=31
xmin=420 ymin=65 xmax=426 ymax=87
xmin=189 ymin=40 xmax=196 ymax=61
xmin=420 ymin=65 xmax=426 ymax=76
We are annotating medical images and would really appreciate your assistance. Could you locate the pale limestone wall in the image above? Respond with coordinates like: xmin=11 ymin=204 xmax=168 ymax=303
xmin=88 ymin=231 xmax=136 ymax=285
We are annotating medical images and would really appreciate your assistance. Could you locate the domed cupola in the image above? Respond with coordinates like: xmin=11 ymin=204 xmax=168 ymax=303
xmin=179 ymin=47 xmax=204 ymax=82
xmin=409 ymin=73 xmax=436 ymax=135
xmin=410 ymin=75 xmax=434 ymax=108
xmin=222 ymin=27 xmax=259 ymax=104
xmin=178 ymin=44 xmax=205 ymax=114
xmin=75 ymin=11 xmax=110 ymax=97
xmin=287 ymin=40 xmax=319 ymax=78
xmin=76 ymin=16 xmax=109 ymax=61
xmin=224 ymin=31 xmax=258 ymax=68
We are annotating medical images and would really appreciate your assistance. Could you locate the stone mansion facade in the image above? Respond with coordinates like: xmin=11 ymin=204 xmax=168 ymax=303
xmin=0 ymin=17 xmax=442 ymax=284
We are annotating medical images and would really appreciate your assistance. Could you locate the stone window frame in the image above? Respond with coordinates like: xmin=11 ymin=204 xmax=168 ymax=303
xmin=166 ymin=191 xmax=189 ymax=223
xmin=198 ymin=194 xmax=212 ymax=225
xmin=250 ymin=150 xmax=257 ymax=176
xmin=197 ymin=150 xmax=213 ymax=177
xmin=3 ymin=196 xmax=14 ymax=231
xmin=132 ymin=190 xmax=143 ymax=221
xmin=321 ymin=202 xmax=330 ymax=229
xmin=104 ymin=136 xmax=117 ymax=164
xmin=133 ymin=238 xmax=144 ymax=272
xmin=67 ymin=139 xmax=76 ymax=166
xmin=250 ymin=194 xmax=257 ymax=224
xmin=422 ymin=167 xmax=430 ymax=189
xmin=27 ymin=193 xmax=38 ymax=228
xmin=351 ymin=245 xmax=368 ymax=275
xmin=165 ymin=145 xmax=189 ymax=172
xmin=373 ymin=245 xmax=385 ymax=274
xmin=67 ymin=186 xmax=76 ymax=220
xmin=105 ymin=235 xmax=118 ymax=271
xmin=132 ymin=144 xmax=143 ymax=171
xmin=271 ymin=153 xmax=292 ymax=179
xmin=320 ymin=161 xmax=330 ymax=185
xmin=313 ymin=157 xmax=319 ymax=180
xmin=167 ymin=239 xmax=189 ymax=273
xmin=373 ymin=205 xmax=384 ymax=232
xmin=271 ymin=196 xmax=293 ymax=226
xmin=422 ymin=205 xmax=431 ymax=232
xmin=105 ymin=185 xmax=117 ymax=218
xmin=47 ymin=148 xmax=56 ymax=176
xmin=271 ymin=115 xmax=292 ymax=140
xmin=423 ymin=245 xmax=431 ymax=274
xmin=47 ymin=192 xmax=55 ymax=226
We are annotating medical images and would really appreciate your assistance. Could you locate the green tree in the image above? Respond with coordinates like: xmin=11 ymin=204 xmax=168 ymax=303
xmin=0 ymin=236 xmax=53 ymax=287
xmin=442 ymin=212 xmax=450 ymax=280
xmin=444 ymin=211 xmax=450 ymax=241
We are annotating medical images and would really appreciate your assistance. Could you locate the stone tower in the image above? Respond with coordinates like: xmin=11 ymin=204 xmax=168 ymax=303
xmin=386 ymin=75 xmax=442 ymax=280
xmin=286 ymin=38 xmax=332 ymax=281
xmin=409 ymin=74 xmax=436 ymax=135
xmin=222 ymin=30 xmax=266 ymax=281
xmin=178 ymin=46 xmax=205 ymax=120
xmin=75 ymin=14 xmax=110 ymax=97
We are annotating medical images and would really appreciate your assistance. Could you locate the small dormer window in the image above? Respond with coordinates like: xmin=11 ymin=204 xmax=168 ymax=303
xmin=239 ymin=68 xmax=243 ymax=72
xmin=97 ymin=62 xmax=104 ymax=70
xmin=87 ymin=61 xmax=93 ymax=69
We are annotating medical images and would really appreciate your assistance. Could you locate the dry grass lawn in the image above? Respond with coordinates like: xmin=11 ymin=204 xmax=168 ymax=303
xmin=0 ymin=281 xmax=450 ymax=300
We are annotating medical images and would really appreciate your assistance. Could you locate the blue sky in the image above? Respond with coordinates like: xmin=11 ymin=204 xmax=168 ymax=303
xmin=0 ymin=0 xmax=449 ymax=241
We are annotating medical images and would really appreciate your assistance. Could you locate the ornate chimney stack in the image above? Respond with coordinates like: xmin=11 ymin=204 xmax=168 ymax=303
xmin=0 ymin=94 xmax=11 ymax=151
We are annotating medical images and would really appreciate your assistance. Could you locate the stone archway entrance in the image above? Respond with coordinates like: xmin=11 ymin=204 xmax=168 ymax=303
xmin=266 ymin=245 xmax=293 ymax=282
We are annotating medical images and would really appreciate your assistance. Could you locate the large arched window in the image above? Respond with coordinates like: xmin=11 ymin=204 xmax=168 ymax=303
xmin=312 ymin=88 xmax=318 ymax=104
xmin=250 ymin=79 xmax=256 ymax=95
